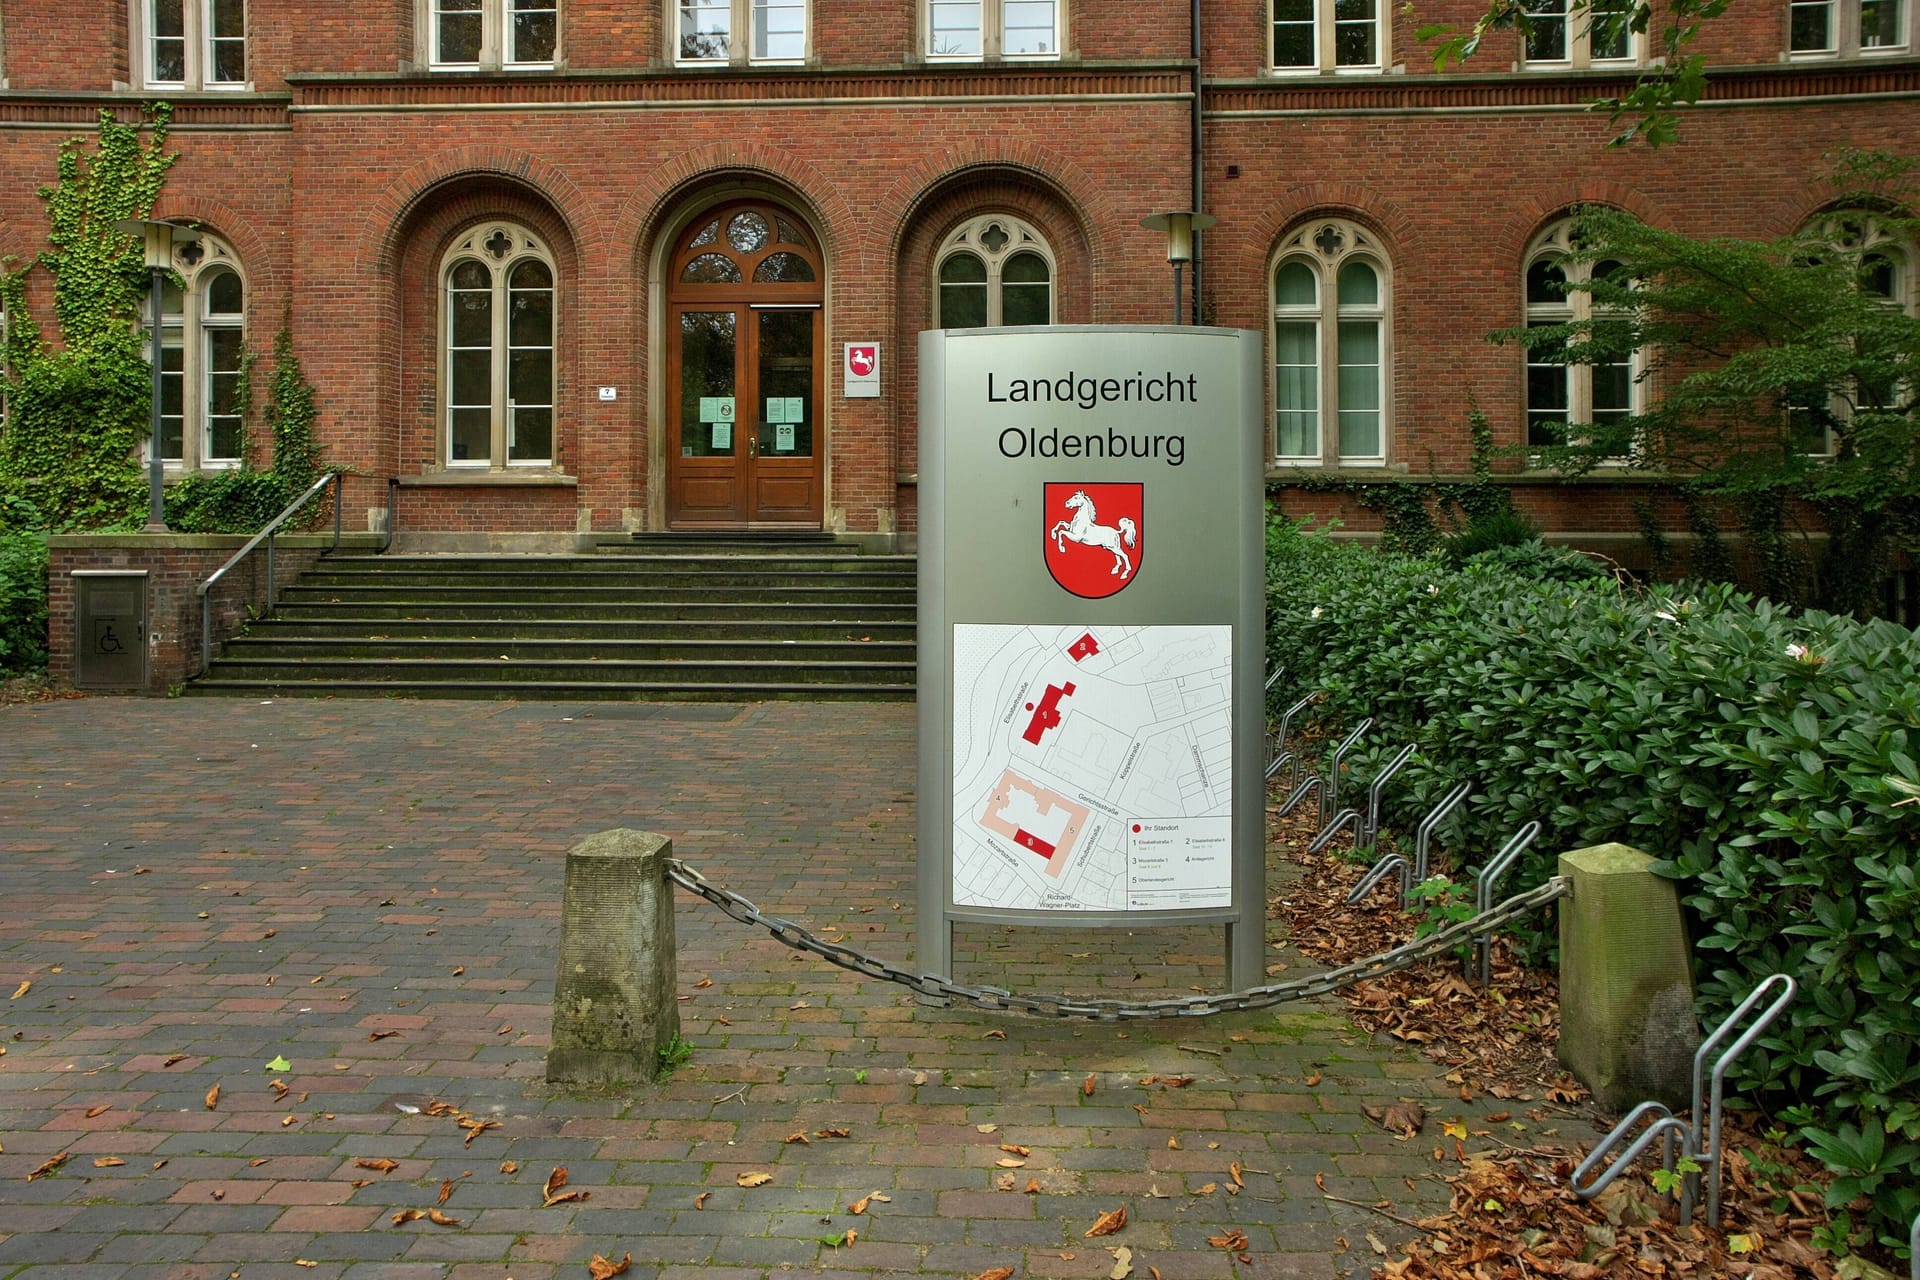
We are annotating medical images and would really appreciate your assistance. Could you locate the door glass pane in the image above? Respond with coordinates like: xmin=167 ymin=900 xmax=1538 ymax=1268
xmin=1274 ymin=320 xmax=1319 ymax=458
xmin=753 ymin=252 xmax=815 ymax=283
xmin=757 ymin=310 xmax=814 ymax=458
xmin=682 ymin=252 xmax=744 ymax=284
xmin=438 ymin=0 xmax=484 ymax=62
xmin=728 ymin=212 xmax=771 ymax=254
xmin=680 ymin=311 xmax=738 ymax=458
xmin=511 ymin=0 xmax=558 ymax=61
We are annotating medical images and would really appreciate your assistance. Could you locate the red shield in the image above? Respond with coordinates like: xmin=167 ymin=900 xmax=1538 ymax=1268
xmin=1044 ymin=482 xmax=1144 ymax=599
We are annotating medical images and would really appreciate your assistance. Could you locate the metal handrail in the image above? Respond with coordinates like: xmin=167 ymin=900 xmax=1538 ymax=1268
xmin=196 ymin=471 xmax=343 ymax=676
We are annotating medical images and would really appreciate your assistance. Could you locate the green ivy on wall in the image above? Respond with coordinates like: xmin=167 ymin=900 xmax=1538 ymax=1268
xmin=0 ymin=105 xmax=178 ymax=531
xmin=167 ymin=327 xmax=327 ymax=534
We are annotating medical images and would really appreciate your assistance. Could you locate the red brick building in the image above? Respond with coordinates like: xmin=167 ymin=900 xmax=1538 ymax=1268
xmin=1 ymin=0 xmax=1915 ymax=551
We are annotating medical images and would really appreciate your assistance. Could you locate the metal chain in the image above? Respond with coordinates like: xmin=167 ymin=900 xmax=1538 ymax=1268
xmin=665 ymin=859 xmax=1570 ymax=1022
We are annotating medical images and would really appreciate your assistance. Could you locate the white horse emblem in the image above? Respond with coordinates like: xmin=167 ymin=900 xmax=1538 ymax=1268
xmin=1050 ymin=490 xmax=1138 ymax=580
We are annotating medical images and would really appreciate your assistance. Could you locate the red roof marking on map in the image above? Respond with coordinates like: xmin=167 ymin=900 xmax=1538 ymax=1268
xmin=1021 ymin=681 xmax=1076 ymax=745
xmin=1013 ymin=829 xmax=1057 ymax=860
xmin=1068 ymin=633 xmax=1100 ymax=662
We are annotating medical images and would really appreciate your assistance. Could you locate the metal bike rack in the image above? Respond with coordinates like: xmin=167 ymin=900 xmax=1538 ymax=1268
xmin=1265 ymin=692 xmax=1320 ymax=787
xmin=1276 ymin=773 xmax=1322 ymax=817
xmin=1345 ymin=851 xmax=1411 ymax=907
xmin=1413 ymin=781 xmax=1472 ymax=882
xmin=1470 ymin=820 xmax=1541 ymax=987
xmin=1569 ymin=973 xmax=1798 ymax=1228
xmin=1319 ymin=718 xmax=1372 ymax=827
xmin=1308 ymin=742 xmax=1415 ymax=855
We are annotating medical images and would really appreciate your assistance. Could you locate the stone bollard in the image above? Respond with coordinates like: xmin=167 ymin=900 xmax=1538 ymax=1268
xmin=547 ymin=829 xmax=680 ymax=1087
xmin=1556 ymin=843 xmax=1701 ymax=1111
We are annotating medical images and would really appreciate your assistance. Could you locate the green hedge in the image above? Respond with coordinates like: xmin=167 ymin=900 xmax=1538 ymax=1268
xmin=0 ymin=527 xmax=50 ymax=675
xmin=1266 ymin=516 xmax=1920 ymax=1257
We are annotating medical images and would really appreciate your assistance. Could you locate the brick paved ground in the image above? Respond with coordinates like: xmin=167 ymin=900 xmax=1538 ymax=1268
xmin=0 ymin=699 xmax=1507 ymax=1280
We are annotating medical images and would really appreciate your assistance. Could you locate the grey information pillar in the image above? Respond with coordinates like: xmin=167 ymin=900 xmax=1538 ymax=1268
xmin=916 ymin=326 xmax=1267 ymax=994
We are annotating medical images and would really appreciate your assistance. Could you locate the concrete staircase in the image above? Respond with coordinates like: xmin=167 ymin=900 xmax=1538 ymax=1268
xmin=187 ymin=533 xmax=916 ymax=701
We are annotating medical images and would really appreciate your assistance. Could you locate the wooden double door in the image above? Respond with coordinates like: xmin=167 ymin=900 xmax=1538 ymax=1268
xmin=666 ymin=201 xmax=825 ymax=528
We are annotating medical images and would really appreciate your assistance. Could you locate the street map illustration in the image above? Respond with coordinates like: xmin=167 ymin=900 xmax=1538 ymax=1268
xmin=950 ymin=623 xmax=1233 ymax=911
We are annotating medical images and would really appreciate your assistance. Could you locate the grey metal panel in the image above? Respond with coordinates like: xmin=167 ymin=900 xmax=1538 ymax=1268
xmin=73 ymin=571 xmax=149 ymax=691
xmin=917 ymin=326 xmax=1265 ymax=987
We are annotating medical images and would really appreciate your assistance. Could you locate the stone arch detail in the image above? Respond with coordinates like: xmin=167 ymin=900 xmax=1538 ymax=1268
xmin=1488 ymin=181 xmax=1666 ymax=265
xmin=880 ymin=143 xmax=1112 ymax=274
xmin=151 ymin=196 xmax=279 ymax=300
xmin=358 ymin=146 xmax=602 ymax=279
xmin=1249 ymin=186 xmax=1420 ymax=273
xmin=614 ymin=143 xmax=853 ymax=273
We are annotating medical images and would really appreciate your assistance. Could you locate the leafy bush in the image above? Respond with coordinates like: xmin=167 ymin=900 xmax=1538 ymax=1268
xmin=1463 ymin=541 xmax=1610 ymax=583
xmin=1443 ymin=505 xmax=1540 ymax=564
xmin=1267 ymin=513 xmax=1920 ymax=1256
xmin=166 ymin=470 xmax=294 ymax=534
xmin=0 ymin=525 xmax=50 ymax=674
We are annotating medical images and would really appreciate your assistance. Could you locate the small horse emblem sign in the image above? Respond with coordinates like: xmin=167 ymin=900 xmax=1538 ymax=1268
xmin=1044 ymin=482 xmax=1144 ymax=599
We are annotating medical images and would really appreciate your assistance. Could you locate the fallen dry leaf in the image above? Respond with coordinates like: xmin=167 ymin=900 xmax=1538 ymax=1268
xmin=293 ymin=1261 xmax=317 ymax=1269
xmin=163 ymin=1053 xmax=188 ymax=1067
xmin=1151 ymin=1268 xmax=1163 ymax=1280
xmin=975 ymin=1124 xmax=999 ymax=1133
xmin=587 ymin=1251 xmax=632 ymax=1279
xmin=26 ymin=1153 xmax=67 ymax=1180
xmin=1229 ymin=1161 xmax=1244 ymax=1187
xmin=995 ymin=1157 xmax=1026 ymax=1168
xmin=1305 ymin=1070 xmax=1322 ymax=1087
xmin=391 ymin=1208 xmax=426 ymax=1225
xmin=543 ymin=1167 xmax=569 ymax=1200
xmin=785 ymin=1131 xmax=812 ymax=1145
xmin=543 ymin=1189 xmax=589 ymax=1207
xmin=1197 ymin=1182 xmax=1217 ymax=1195
xmin=437 ymin=1178 xmax=454 ymax=1205
xmin=1109 ymin=1245 xmax=1134 ymax=1279
xmin=357 ymin=1158 xmax=400 ymax=1173
xmin=814 ymin=1128 xmax=851 ymax=1139
xmin=1024 ymin=1178 xmax=1042 ymax=1194
xmin=1083 ymin=1075 xmax=1097 ymax=1096
xmin=693 ymin=1191 xmax=710 ymax=1209
xmin=499 ymin=1160 xmax=519 ymax=1174
xmin=368 ymin=1030 xmax=400 ymax=1041
xmin=849 ymin=1195 xmax=871 ymax=1214
xmin=983 ymin=1029 xmax=1007 ymax=1039
xmin=459 ymin=1118 xmax=499 ymax=1146
xmin=248 ymin=1158 xmax=270 ymax=1168
xmin=203 ymin=1084 xmax=220 ymax=1111
xmin=84 ymin=1105 xmax=110 ymax=1118
xmin=427 ymin=1209 xmax=460 ymax=1227
xmin=10 ymin=980 xmax=28 ymax=999
xmin=1208 ymin=1229 xmax=1250 ymax=1250
xmin=737 ymin=1171 xmax=773 ymax=1187
xmin=92 ymin=1157 xmax=125 ymax=1168
xmin=1084 ymin=1206 xmax=1127 ymax=1237
xmin=1167 ymin=1136 xmax=1180 ymax=1150
xmin=999 ymin=1144 xmax=1030 ymax=1156
xmin=970 ymin=1270 xmax=1015 ymax=1280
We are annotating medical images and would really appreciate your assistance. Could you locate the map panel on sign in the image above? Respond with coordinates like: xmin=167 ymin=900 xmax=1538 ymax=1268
xmin=951 ymin=623 xmax=1233 ymax=912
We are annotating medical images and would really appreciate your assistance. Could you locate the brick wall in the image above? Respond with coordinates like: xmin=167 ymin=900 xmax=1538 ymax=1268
xmin=46 ymin=536 xmax=370 ymax=694
xmin=2 ymin=0 xmax=1913 ymax=547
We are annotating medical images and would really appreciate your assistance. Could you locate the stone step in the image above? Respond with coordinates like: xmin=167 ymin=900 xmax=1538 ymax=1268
xmin=184 ymin=678 xmax=913 ymax=702
xmin=218 ymin=636 xmax=912 ymax=663
xmin=199 ymin=656 xmax=912 ymax=685
xmin=292 ymin=567 xmax=918 ymax=590
xmin=269 ymin=600 xmax=916 ymax=623
xmin=278 ymin=583 xmax=914 ymax=606
xmin=248 ymin=618 xmax=916 ymax=642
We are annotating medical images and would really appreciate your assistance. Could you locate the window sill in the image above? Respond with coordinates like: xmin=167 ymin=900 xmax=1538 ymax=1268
xmin=402 ymin=469 xmax=578 ymax=487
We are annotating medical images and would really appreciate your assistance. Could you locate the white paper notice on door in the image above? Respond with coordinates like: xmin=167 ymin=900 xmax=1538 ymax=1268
xmin=711 ymin=421 xmax=732 ymax=449
xmin=699 ymin=396 xmax=736 ymax=424
xmin=775 ymin=423 xmax=796 ymax=452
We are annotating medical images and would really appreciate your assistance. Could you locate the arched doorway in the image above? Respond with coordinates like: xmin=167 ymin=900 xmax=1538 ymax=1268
xmin=665 ymin=200 xmax=825 ymax=527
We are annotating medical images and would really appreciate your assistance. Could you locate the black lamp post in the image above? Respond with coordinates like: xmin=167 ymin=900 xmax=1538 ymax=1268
xmin=1139 ymin=210 xmax=1216 ymax=325
xmin=112 ymin=218 xmax=201 ymax=533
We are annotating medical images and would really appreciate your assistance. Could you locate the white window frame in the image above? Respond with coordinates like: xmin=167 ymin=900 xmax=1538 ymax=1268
xmin=923 ymin=0 xmax=1062 ymax=61
xmin=1789 ymin=0 xmax=1912 ymax=57
xmin=1788 ymin=214 xmax=1916 ymax=454
xmin=1523 ymin=219 xmax=1641 ymax=461
xmin=934 ymin=215 xmax=1057 ymax=328
xmin=439 ymin=222 xmax=558 ymax=471
xmin=133 ymin=0 xmax=250 ymax=90
xmin=1521 ymin=0 xmax=1645 ymax=67
xmin=1269 ymin=220 xmax=1391 ymax=466
xmin=141 ymin=235 xmax=247 ymax=473
xmin=1268 ymin=0 xmax=1387 ymax=74
xmin=422 ymin=0 xmax=560 ymax=70
xmin=674 ymin=0 xmax=810 ymax=64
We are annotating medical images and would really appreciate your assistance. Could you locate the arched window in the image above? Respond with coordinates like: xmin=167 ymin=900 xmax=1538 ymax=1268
xmin=150 ymin=234 xmax=246 ymax=471
xmin=1271 ymin=220 xmax=1389 ymax=463
xmin=935 ymin=215 xmax=1054 ymax=328
xmin=1523 ymin=218 xmax=1636 ymax=454
xmin=442 ymin=222 xmax=556 ymax=468
xmin=1788 ymin=212 xmax=1916 ymax=454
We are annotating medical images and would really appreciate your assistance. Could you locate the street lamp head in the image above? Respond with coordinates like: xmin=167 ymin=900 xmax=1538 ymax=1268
xmin=1140 ymin=210 xmax=1217 ymax=265
xmin=111 ymin=218 xmax=203 ymax=271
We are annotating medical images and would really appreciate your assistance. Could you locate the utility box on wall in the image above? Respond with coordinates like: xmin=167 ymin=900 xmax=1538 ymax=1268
xmin=72 ymin=570 xmax=149 ymax=691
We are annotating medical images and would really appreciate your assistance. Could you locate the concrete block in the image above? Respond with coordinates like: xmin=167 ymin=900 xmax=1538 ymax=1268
xmin=1556 ymin=842 xmax=1700 ymax=1112
xmin=547 ymin=828 xmax=680 ymax=1087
